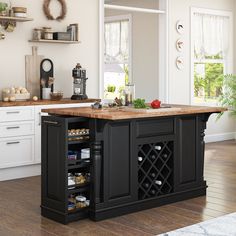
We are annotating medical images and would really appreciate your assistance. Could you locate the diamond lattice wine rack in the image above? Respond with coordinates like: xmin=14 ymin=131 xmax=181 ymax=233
xmin=138 ymin=141 xmax=174 ymax=200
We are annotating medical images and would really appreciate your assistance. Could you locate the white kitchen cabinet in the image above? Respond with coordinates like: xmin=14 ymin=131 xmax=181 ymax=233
xmin=0 ymin=102 xmax=93 ymax=180
xmin=0 ymin=121 xmax=34 ymax=138
xmin=0 ymin=136 xmax=34 ymax=169
xmin=0 ymin=106 xmax=34 ymax=122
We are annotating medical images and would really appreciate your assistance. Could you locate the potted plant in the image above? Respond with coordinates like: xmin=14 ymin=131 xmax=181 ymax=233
xmin=0 ymin=2 xmax=8 ymax=16
xmin=218 ymin=74 xmax=236 ymax=117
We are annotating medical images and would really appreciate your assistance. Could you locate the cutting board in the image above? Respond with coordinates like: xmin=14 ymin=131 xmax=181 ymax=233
xmin=25 ymin=46 xmax=44 ymax=98
xmin=123 ymin=106 xmax=182 ymax=113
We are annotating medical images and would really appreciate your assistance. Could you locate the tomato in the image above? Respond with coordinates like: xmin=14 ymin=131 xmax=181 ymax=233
xmin=151 ymin=99 xmax=161 ymax=109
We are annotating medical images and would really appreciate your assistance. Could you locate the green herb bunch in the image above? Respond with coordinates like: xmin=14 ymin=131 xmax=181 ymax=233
xmin=133 ymin=98 xmax=147 ymax=109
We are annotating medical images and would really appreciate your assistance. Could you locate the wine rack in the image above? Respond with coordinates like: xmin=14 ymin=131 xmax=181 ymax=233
xmin=138 ymin=141 xmax=174 ymax=200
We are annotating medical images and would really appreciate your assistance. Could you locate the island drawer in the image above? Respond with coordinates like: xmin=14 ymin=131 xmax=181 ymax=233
xmin=136 ymin=118 xmax=174 ymax=137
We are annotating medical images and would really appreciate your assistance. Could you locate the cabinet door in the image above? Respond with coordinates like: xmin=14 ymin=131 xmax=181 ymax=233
xmin=102 ymin=121 xmax=137 ymax=206
xmin=175 ymin=116 xmax=206 ymax=191
xmin=41 ymin=116 xmax=67 ymax=213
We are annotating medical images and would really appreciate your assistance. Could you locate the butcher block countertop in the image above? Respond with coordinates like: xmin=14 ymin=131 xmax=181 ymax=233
xmin=0 ymin=98 xmax=100 ymax=107
xmin=42 ymin=104 xmax=226 ymax=120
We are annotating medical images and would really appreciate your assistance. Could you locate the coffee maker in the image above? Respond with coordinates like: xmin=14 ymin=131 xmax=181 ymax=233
xmin=71 ymin=63 xmax=88 ymax=100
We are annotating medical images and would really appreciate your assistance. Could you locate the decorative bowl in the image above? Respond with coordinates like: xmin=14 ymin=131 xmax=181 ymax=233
xmin=50 ymin=92 xmax=63 ymax=101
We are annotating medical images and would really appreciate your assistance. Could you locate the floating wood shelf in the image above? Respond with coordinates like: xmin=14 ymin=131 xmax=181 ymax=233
xmin=28 ymin=39 xmax=81 ymax=44
xmin=0 ymin=16 xmax=33 ymax=22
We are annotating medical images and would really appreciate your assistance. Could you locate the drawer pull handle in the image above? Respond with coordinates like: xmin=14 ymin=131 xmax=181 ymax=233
xmin=6 ymin=141 xmax=20 ymax=145
xmin=6 ymin=126 xmax=20 ymax=130
xmin=43 ymin=121 xmax=58 ymax=125
xmin=6 ymin=111 xmax=20 ymax=114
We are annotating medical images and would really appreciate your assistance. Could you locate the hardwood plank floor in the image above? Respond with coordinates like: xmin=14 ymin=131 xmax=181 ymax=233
xmin=0 ymin=140 xmax=235 ymax=236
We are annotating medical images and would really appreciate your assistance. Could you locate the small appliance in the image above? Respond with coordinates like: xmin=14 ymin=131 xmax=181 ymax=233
xmin=71 ymin=63 xmax=88 ymax=100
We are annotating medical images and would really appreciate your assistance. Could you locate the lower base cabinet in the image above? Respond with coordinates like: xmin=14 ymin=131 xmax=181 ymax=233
xmin=42 ymin=114 xmax=210 ymax=224
xmin=0 ymin=136 xmax=34 ymax=169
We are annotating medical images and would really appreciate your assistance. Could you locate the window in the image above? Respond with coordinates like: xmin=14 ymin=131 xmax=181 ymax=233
xmin=104 ymin=15 xmax=131 ymax=99
xmin=191 ymin=9 xmax=232 ymax=104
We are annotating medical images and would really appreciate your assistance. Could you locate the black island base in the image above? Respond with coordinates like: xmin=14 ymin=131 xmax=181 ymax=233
xmin=41 ymin=107 xmax=220 ymax=224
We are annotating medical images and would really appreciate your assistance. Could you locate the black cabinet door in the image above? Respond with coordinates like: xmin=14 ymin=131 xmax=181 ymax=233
xmin=174 ymin=115 xmax=206 ymax=191
xmin=102 ymin=121 xmax=137 ymax=207
xmin=41 ymin=116 xmax=67 ymax=213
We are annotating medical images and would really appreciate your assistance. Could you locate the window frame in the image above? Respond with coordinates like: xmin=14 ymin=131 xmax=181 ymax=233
xmin=190 ymin=7 xmax=233 ymax=106
xmin=104 ymin=14 xmax=132 ymax=95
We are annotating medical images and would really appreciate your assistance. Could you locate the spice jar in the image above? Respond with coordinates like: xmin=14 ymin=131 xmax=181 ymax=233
xmin=75 ymin=195 xmax=87 ymax=208
xmin=33 ymin=28 xmax=42 ymax=40
xmin=43 ymin=27 xmax=53 ymax=40
xmin=75 ymin=173 xmax=86 ymax=185
xmin=124 ymin=83 xmax=135 ymax=106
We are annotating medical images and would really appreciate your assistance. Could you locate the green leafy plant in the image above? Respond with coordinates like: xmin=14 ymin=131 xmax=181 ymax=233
xmin=107 ymin=85 xmax=116 ymax=93
xmin=133 ymin=98 xmax=148 ymax=109
xmin=0 ymin=2 xmax=8 ymax=12
xmin=218 ymin=74 xmax=236 ymax=117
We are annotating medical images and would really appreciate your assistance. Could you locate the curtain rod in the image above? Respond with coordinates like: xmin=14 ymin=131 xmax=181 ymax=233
xmin=104 ymin=4 xmax=165 ymax=14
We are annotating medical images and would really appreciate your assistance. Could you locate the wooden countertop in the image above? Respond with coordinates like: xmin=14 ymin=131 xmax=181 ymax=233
xmin=0 ymin=98 xmax=100 ymax=107
xmin=42 ymin=104 xmax=227 ymax=120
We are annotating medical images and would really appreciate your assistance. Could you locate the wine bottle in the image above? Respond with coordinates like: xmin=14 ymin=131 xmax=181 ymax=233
xmin=155 ymin=145 xmax=162 ymax=151
xmin=149 ymin=172 xmax=156 ymax=178
xmin=138 ymin=156 xmax=143 ymax=162
xmin=155 ymin=180 xmax=162 ymax=186
xmin=150 ymin=189 xmax=156 ymax=195
xmin=142 ymin=182 xmax=150 ymax=189
xmin=150 ymin=155 xmax=156 ymax=161
xmin=162 ymin=153 xmax=168 ymax=158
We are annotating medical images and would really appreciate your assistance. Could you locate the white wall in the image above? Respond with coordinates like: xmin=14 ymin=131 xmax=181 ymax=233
xmin=168 ymin=0 xmax=236 ymax=140
xmin=0 ymin=0 xmax=99 ymax=99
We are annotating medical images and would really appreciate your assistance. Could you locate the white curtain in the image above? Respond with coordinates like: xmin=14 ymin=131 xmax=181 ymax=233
xmin=104 ymin=20 xmax=129 ymax=64
xmin=193 ymin=13 xmax=230 ymax=59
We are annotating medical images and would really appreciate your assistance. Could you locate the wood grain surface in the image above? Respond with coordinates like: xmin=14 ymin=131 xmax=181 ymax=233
xmin=0 ymin=98 xmax=100 ymax=107
xmin=0 ymin=140 xmax=235 ymax=235
xmin=42 ymin=104 xmax=227 ymax=120
xmin=25 ymin=46 xmax=44 ymax=98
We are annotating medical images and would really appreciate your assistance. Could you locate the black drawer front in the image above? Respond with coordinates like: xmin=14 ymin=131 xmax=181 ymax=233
xmin=136 ymin=119 xmax=174 ymax=138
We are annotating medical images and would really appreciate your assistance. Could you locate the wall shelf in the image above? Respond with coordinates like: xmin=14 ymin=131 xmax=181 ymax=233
xmin=104 ymin=4 xmax=165 ymax=14
xmin=28 ymin=39 xmax=81 ymax=44
xmin=0 ymin=16 xmax=33 ymax=23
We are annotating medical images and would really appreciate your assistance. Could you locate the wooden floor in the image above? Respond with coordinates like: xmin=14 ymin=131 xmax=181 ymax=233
xmin=0 ymin=140 xmax=235 ymax=236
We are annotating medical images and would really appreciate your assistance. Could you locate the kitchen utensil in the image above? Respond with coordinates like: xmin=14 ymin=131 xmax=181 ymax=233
xmin=40 ymin=58 xmax=54 ymax=99
xmin=25 ymin=46 xmax=44 ymax=98
xmin=48 ymin=77 xmax=54 ymax=88
xmin=42 ymin=88 xmax=51 ymax=100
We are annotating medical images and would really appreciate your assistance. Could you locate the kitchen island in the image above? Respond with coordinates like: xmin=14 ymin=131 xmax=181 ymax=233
xmin=41 ymin=105 xmax=225 ymax=224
